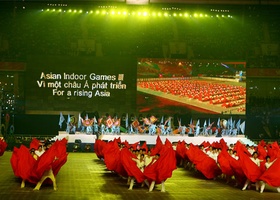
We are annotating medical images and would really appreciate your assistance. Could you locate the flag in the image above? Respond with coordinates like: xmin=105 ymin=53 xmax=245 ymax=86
xmin=106 ymin=117 xmax=113 ymax=128
xmin=203 ymin=120 xmax=207 ymax=128
xmin=125 ymin=113 xmax=128 ymax=128
xmin=59 ymin=112 xmax=65 ymax=128
xmin=160 ymin=116 xmax=164 ymax=124
xmin=78 ymin=113 xmax=82 ymax=129
xmin=150 ymin=115 xmax=157 ymax=124
xmin=143 ymin=117 xmax=151 ymax=125
xmin=196 ymin=119 xmax=200 ymax=128
xmin=132 ymin=119 xmax=140 ymax=128
xmin=240 ymin=121 xmax=245 ymax=134
xmin=236 ymin=119 xmax=241 ymax=132
xmin=167 ymin=117 xmax=171 ymax=127
xmin=67 ymin=114 xmax=71 ymax=125
xmin=93 ymin=116 xmax=97 ymax=124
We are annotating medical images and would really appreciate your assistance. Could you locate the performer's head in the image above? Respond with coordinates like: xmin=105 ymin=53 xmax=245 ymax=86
xmin=252 ymin=151 xmax=258 ymax=158
xmin=265 ymin=155 xmax=271 ymax=162
xmin=155 ymin=153 xmax=160 ymax=160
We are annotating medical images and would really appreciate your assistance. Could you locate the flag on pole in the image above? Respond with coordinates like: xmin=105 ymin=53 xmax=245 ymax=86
xmin=93 ymin=116 xmax=97 ymax=124
xmin=78 ymin=113 xmax=82 ymax=129
xmin=59 ymin=112 xmax=65 ymax=128
xmin=67 ymin=114 xmax=71 ymax=124
xmin=125 ymin=113 xmax=128 ymax=128
xmin=240 ymin=121 xmax=246 ymax=134
xmin=236 ymin=119 xmax=241 ymax=133
xmin=160 ymin=116 xmax=164 ymax=124
xmin=196 ymin=119 xmax=200 ymax=128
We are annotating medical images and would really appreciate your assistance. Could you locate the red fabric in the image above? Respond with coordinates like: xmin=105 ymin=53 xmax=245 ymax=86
xmin=257 ymin=144 xmax=267 ymax=160
xmin=267 ymin=142 xmax=280 ymax=161
xmin=120 ymin=148 xmax=144 ymax=183
xmin=217 ymin=149 xmax=234 ymax=176
xmin=144 ymin=142 xmax=177 ymax=184
xmin=176 ymin=141 xmax=186 ymax=159
xmin=140 ymin=141 xmax=148 ymax=153
xmin=10 ymin=145 xmax=38 ymax=183
xmin=0 ymin=138 xmax=8 ymax=156
xmin=36 ymin=139 xmax=68 ymax=178
xmin=29 ymin=138 xmax=41 ymax=150
xmin=236 ymin=141 xmax=262 ymax=182
xmin=130 ymin=141 xmax=139 ymax=150
xmin=259 ymin=158 xmax=280 ymax=187
xmin=94 ymin=139 xmax=107 ymax=159
xmin=150 ymin=136 xmax=163 ymax=156
xmin=187 ymin=144 xmax=221 ymax=179
xmin=103 ymin=140 xmax=119 ymax=171
xmin=10 ymin=147 xmax=20 ymax=177
xmin=10 ymin=139 xmax=68 ymax=185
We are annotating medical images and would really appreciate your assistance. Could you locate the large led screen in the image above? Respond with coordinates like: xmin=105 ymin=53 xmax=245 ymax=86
xmin=25 ymin=56 xmax=137 ymax=114
xmin=137 ymin=58 xmax=246 ymax=115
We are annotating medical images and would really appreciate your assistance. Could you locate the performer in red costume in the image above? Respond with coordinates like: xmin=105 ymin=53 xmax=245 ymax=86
xmin=144 ymin=137 xmax=177 ymax=192
xmin=259 ymin=156 xmax=280 ymax=193
xmin=10 ymin=138 xmax=68 ymax=190
xmin=0 ymin=138 xmax=8 ymax=156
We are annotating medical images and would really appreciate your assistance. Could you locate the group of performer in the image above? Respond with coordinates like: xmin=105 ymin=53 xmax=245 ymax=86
xmin=175 ymin=138 xmax=280 ymax=193
xmin=66 ymin=112 xmax=245 ymax=138
xmin=94 ymin=135 xmax=280 ymax=193
xmin=94 ymin=136 xmax=177 ymax=192
xmin=10 ymin=137 xmax=68 ymax=190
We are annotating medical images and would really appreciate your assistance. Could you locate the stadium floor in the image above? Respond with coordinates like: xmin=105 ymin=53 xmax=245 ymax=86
xmin=0 ymin=151 xmax=278 ymax=200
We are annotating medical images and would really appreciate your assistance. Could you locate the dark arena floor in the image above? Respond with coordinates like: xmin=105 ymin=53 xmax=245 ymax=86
xmin=0 ymin=151 xmax=279 ymax=200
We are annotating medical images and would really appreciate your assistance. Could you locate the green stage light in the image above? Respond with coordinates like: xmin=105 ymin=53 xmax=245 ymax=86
xmin=200 ymin=13 xmax=203 ymax=17
xmin=79 ymin=10 xmax=82 ymax=13
xmin=101 ymin=10 xmax=106 ymax=15
xmin=164 ymin=12 xmax=168 ymax=17
xmin=184 ymin=13 xmax=189 ymax=17
xmin=158 ymin=12 xmax=162 ymax=17
xmin=179 ymin=13 xmax=182 ymax=17
xmin=96 ymin=10 xmax=100 ymax=14
xmin=152 ymin=12 xmax=156 ymax=16
xmin=52 ymin=9 xmax=55 ymax=12
xmin=216 ymin=14 xmax=219 ymax=17
xmin=59 ymin=9 xmax=62 ymax=12
xmin=90 ymin=10 xmax=93 ymax=14
xmin=118 ymin=11 xmax=121 ymax=15
xmin=143 ymin=12 xmax=148 ymax=16
xmin=111 ymin=11 xmax=115 ymax=15
xmin=138 ymin=12 xmax=141 ymax=16
xmin=123 ymin=11 xmax=127 ymax=15
xmin=74 ymin=10 xmax=77 ymax=13
xmin=222 ymin=15 xmax=224 ymax=17
xmin=205 ymin=14 xmax=208 ymax=17
xmin=46 ymin=9 xmax=49 ymax=12
xmin=173 ymin=13 xmax=177 ymax=17
xmin=68 ymin=9 xmax=72 ymax=13
xmin=194 ymin=13 xmax=198 ymax=17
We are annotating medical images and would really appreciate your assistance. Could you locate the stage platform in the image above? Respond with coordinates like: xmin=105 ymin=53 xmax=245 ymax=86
xmin=53 ymin=131 xmax=97 ymax=144
xmin=53 ymin=132 xmax=255 ymax=147
xmin=99 ymin=134 xmax=255 ymax=146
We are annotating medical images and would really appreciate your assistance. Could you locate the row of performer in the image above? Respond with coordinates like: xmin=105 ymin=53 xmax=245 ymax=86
xmin=94 ymin=136 xmax=280 ymax=193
